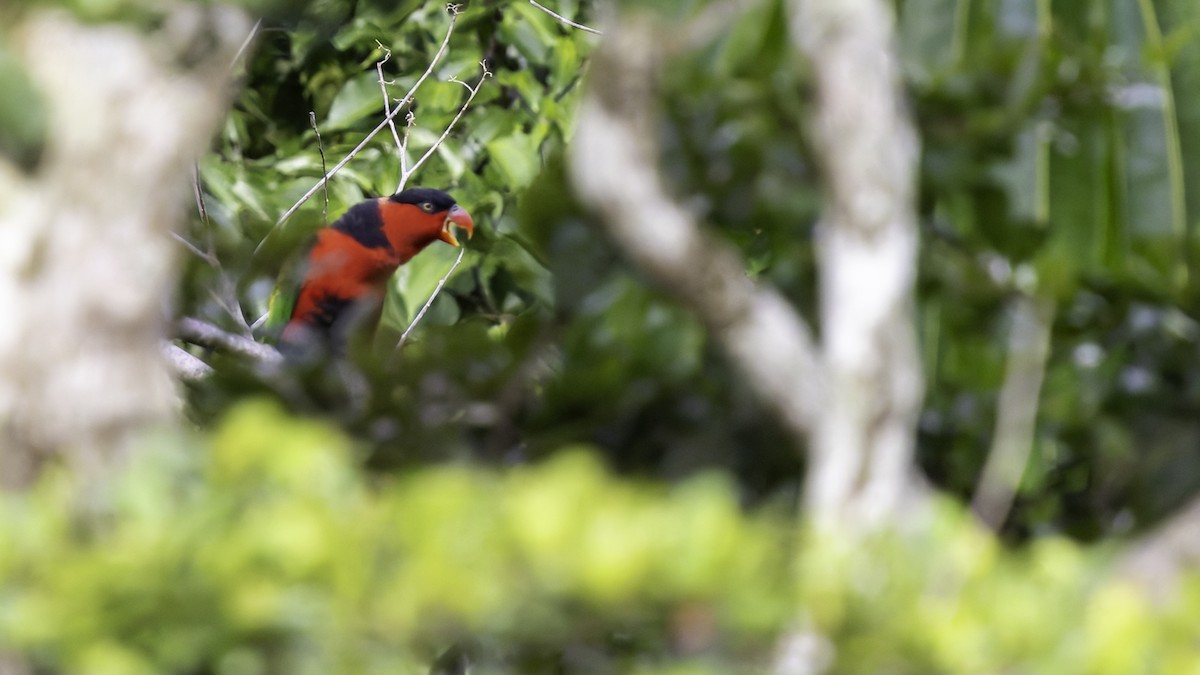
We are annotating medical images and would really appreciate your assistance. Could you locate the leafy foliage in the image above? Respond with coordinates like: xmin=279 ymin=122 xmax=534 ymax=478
xmin=3 ymin=401 xmax=1200 ymax=674
xmin=900 ymin=0 xmax=1200 ymax=537
xmin=34 ymin=0 xmax=1190 ymax=669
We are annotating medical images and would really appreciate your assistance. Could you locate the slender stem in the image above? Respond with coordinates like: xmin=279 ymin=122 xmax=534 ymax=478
xmin=528 ymin=0 xmax=602 ymax=35
xmin=394 ymin=247 xmax=466 ymax=355
xmin=309 ymin=112 xmax=329 ymax=223
xmin=376 ymin=45 xmax=406 ymax=156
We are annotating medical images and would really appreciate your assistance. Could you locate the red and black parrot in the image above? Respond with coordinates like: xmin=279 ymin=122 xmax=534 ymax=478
xmin=275 ymin=187 xmax=474 ymax=357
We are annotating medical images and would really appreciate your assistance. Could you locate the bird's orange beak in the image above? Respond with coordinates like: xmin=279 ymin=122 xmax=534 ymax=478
xmin=439 ymin=204 xmax=474 ymax=247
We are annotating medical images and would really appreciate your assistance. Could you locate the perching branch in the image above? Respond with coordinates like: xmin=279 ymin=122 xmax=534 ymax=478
xmin=177 ymin=317 xmax=284 ymax=366
xmin=163 ymin=343 xmax=215 ymax=381
xmin=569 ymin=16 xmax=821 ymax=447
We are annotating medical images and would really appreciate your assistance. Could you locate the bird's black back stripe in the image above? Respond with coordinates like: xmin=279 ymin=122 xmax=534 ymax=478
xmin=332 ymin=200 xmax=391 ymax=249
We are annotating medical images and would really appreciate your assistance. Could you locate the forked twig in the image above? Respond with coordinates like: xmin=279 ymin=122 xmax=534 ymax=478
xmin=254 ymin=8 xmax=463 ymax=256
xmin=395 ymin=61 xmax=492 ymax=193
xmin=376 ymin=44 xmax=406 ymax=155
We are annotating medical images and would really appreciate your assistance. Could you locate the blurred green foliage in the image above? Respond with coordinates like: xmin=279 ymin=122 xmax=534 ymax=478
xmin=901 ymin=0 xmax=1200 ymax=538
xmin=2 ymin=401 xmax=1200 ymax=673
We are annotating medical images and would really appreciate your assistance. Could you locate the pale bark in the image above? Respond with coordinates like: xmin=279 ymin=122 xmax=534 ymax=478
xmin=572 ymin=2 xmax=923 ymax=528
xmin=1120 ymin=494 xmax=1200 ymax=603
xmin=789 ymin=0 xmax=925 ymax=526
xmin=972 ymin=295 xmax=1055 ymax=529
xmin=0 ymin=8 xmax=250 ymax=488
xmin=568 ymin=17 xmax=822 ymax=449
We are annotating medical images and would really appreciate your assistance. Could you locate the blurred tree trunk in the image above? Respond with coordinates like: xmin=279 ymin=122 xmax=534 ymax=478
xmin=789 ymin=0 xmax=924 ymax=527
xmin=0 ymin=8 xmax=249 ymax=489
xmin=571 ymin=0 xmax=923 ymax=531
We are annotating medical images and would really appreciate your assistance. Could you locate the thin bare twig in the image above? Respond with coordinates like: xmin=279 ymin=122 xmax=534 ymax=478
xmin=395 ymin=61 xmax=492 ymax=193
xmin=171 ymin=231 xmax=217 ymax=266
xmin=179 ymin=16 xmax=262 ymax=335
xmin=254 ymin=8 xmax=462 ymax=256
xmin=528 ymin=0 xmax=602 ymax=35
xmin=376 ymin=44 xmax=406 ymax=155
xmin=309 ymin=112 xmax=329 ymax=223
xmin=400 ymin=110 xmax=416 ymax=177
xmin=191 ymin=162 xmax=209 ymax=225
xmin=178 ymin=171 xmax=259 ymax=336
xmin=184 ymin=161 xmax=219 ymax=266
xmin=394 ymin=246 xmax=467 ymax=356
xmin=230 ymin=17 xmax=262 ymax=70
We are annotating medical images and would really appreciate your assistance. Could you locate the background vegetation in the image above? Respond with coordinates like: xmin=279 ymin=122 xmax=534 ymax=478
xmin=3 ymin=0 xmax=1200 ymax=672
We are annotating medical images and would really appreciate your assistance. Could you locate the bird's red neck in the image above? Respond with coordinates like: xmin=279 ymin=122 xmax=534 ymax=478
xmin=378 ymin=200 xmax=448 ymax=265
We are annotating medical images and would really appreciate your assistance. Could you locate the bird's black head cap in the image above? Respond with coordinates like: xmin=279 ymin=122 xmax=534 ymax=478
xmin=389 ymin=187 xmax=458 ymax=212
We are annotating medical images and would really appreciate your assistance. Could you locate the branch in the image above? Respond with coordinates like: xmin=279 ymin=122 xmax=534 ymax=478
xmin=1120 ymin=494 xmax=1200 ymax=603
xmin=0 ymin=7 xmax=251 ymax=489
xmin=376 ymin=44 xmax=406 ymax=156
xmin=395 ymin=61 xmax=492 ymax=193
xmin=790 ymin=0 xmax=924 ymax=526
xmin=309 ymin=111 xmax=329 ymax=223
xmin=177 ymin=317 xmax=284 ymax=366
xmin=528 ymin=0 xmax=602 ymax=35
xmin=972 ymin=294 xmax=1054 ymax=529
xmin=393 ymin=246 xmax=467 ymax=357
xmin=162 ymin=343 xmax=214 ymax=381
xmin=229 ymin=17 xmax=262 ymax=71
xmin=568 ymin=17 xmax=821 ymax=447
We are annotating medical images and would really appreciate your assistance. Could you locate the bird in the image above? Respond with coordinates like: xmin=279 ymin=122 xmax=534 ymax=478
xmin=276 ymin=187 xmax=474 ymax=357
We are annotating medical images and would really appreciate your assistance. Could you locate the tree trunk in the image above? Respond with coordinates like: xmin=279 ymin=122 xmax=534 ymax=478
xmin=789 ymin=0 xmax=925 ymax=527
xmin=0 ymin=8 xmax=250 ymax=488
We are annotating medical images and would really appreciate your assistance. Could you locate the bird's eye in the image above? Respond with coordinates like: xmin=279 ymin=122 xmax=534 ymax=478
xmin=419 ymin=202 xmax=434 ymax=213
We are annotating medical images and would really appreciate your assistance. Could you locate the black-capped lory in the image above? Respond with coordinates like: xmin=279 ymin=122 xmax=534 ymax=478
xmin=272 ymin=187 xmax=474 ymax=357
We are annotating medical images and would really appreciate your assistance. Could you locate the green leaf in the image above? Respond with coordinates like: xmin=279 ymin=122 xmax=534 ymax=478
xmin=486 ymin=133 xmax=540 ymax=190
xmin=325 ymin=71 xmax=387 ymax=131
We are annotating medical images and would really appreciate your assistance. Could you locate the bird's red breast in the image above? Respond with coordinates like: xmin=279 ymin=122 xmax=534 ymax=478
xmin=280 ymin=188 xmax=473 ymax=355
